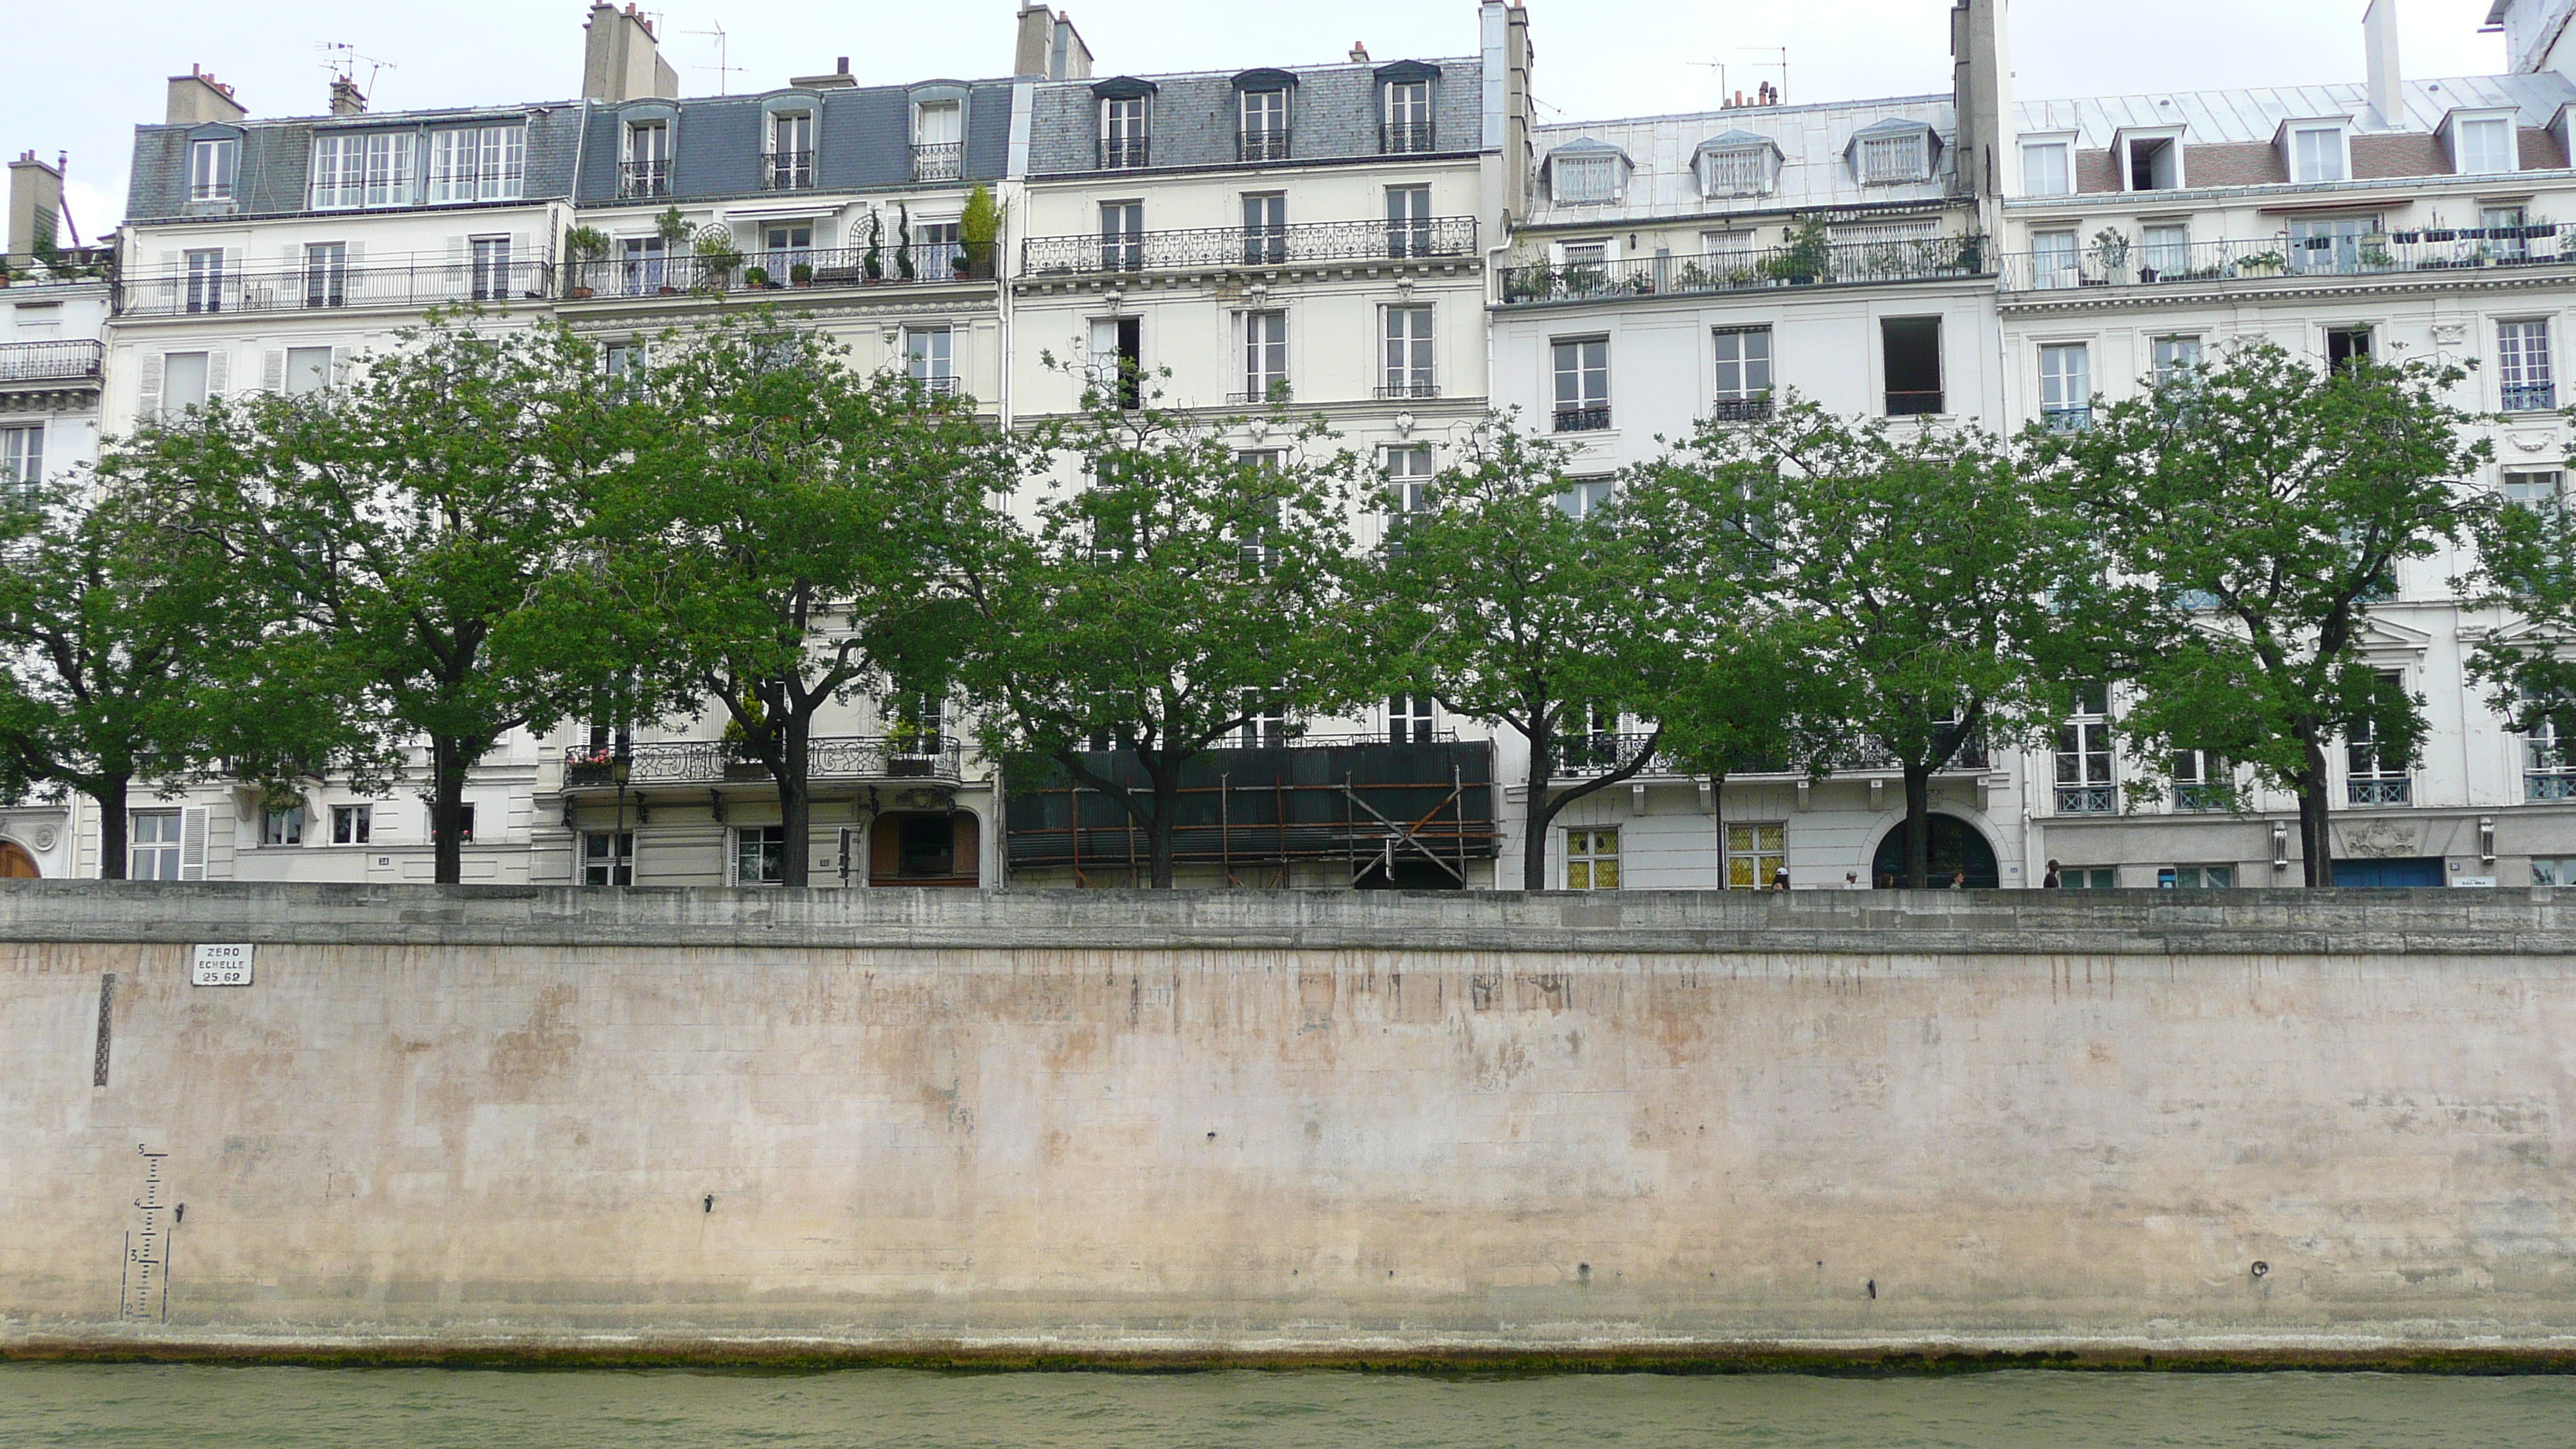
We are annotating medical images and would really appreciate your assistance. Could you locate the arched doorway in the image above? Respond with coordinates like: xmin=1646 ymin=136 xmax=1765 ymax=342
xmin=1871 ymin=814 xmax=1999 ymax=889
xmin=0 ymin=841 xmax=39 ymax=879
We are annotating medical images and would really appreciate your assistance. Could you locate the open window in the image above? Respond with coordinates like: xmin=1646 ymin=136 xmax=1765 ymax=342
xmin=1881 ymin=317 xmax=1944 ymax=416
xmin=1088 ymin=316 xmax=1142 ymax=409
xmin=2115 ymin=126 xmax=2184 ymax=191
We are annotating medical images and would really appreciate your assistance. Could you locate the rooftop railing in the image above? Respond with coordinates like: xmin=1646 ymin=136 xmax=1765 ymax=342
xmin=619 ymin=159 xmax=670 ymax=200
xmin=1999 ymin=224 xmax=2574 ymax=293
xmin=911 ymin=142 xmax=962 ymax=183
xmin=560 ymin=735 xmax=963 ymax=790
xmin=0 ymin=339 xmax=104 ymax=384
xmin=1022 ymin=214 xmax=1478 ymax=276
xmin=119 ymin=259 xmax=552 ymax=317
xmin=562 ymin=242 xmax=992 ymax=300
xmin=765 ymin=149 xmax=814 ymax=190
xmin=1499 ymin=235 xmax=1989 ymax=306
xmin=1557 ymin=732 xmax=1992 ymax=779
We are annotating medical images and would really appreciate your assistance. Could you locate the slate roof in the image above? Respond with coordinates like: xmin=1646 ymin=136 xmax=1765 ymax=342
xmin=128 ymin=104 xmax=586 ymax=222
xmin=1025 ymin=58 xmax=1485 ymax=175
xmin=1528 ymin=94 xmax=1958 ymax=222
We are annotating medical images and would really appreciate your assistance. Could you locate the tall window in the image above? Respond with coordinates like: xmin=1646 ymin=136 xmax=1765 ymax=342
xmin=622 ymin=121 xmax=670 ymax=198
xmin=2031 ymin=230 xmax=2078 ymax=289
xmin=2456 ymin=116 xmax=2516 ymax=174
xmin=2327 ymin=325 xmax=2373 ymax=374
xmin=620 ymin=236 xmax=666 ymax=296
xmin=310 ymin=132 xmax=414 ymax=209
xmin=1553 ymin=477 xmax=1615 ymax=519
xmin=1088 ymin=317 xmax=1142 ymax=409
xmin=1382 ymin=306 xmax=1434 ymax=398
xmin=762 ymin=222 xmax=813 ymax=277
xmin=1098 ymin=200 xmax=1143 ymax=271
xmin=2484 ymin=203 xmax=2530 ymax=262
xmin=913 ymin=101 xmax=962 ymax=182
xmin=470 ymin=236 xmax=512 ymax=302
xmin=2504 ymin=469 xmax=2564 ymax=516
xmin=919 ymin=220 xmax=963 ymax=278
xmin=426 ymin=125 xmax=526 ymax=203
xmin=1382 ymin=80 xmax=1432 ymax=153
xmin=905 ymin=326 xmax=954 ymax=391
xmin=2056 ymin=683 xmax=2114 ymax=814
xmin=1726 ymin=824 xmax=1786 ymax=890
xmin=2151 ymin=335 xmax=2202 ymax=387
xmin=2020 ymin=140 xmax=2071 ymax=197
xmin=1388 ymin=694 xmax=1436 ymax=745
xmin=2290 ymin=125 xmax=2346 ymax=183
xmin=1241 ymin=310 xmax=1288 ymax=402
xmin=769 ymin=111 xmax=816 ymax=189
xmin=2142 ymin=223 xmax=2190 ymax=274
xmin=734 ymin=826 xmax=786 ymax=886
xmin=1712 ymin=326 xmax=1772 ymax=420
xmin=1385 ymin=444 xmax=1434 ymax=546
xmin=302 ymin=242 xmax=347 ymax=308
xmin=0 ymin=425 xmax=42 ymax=494
xmin=1239 ymin=88 xmax=1289 ymax=161
xmin=1238 ymin=696 xmax=1288 ymax=748
xmin=1241 ymin=191 xmax=1286 ymax=264
xmin=188 ymin=137 xmax=237 ymax=202
xmin=2171 ymin=748 xmax=2228 ymax=811
xmin=1552 ymin=337 xmax=1610 ymax=432
xmin=284 ymin=347 xmax=334 ymax=396
xmin=1385 ymin=184 xmax=1433 ymax=258
xmin=1101 ymin=95 xmax=1149 ymax=169
xmin=1881 ymin=317 xmax=1944 ymax=416
xmin=584 ymin=831 xmax=634 ymax=886
xmin=184 ymin=248 xmax=225 ymax=314
xmin=2499 ymin=319 xmax=2555 ymax=412
xmin=1564 ymin=827 xmax=1620 ymax=890
xmin=2291 ymin=214 xmax=2377 ymax=275
xmin=2346 ymin=672 xmax=2412 ymax=806
xmin=2526 ymin=688 xmax=2576 ymax=801
xmin=131 ymin=813 xmax=183 ymax=881
xmin=2040 ymin=343 xmax=2091 ymax=431
xmin=162 ymin=352 xmax=211 ymax=414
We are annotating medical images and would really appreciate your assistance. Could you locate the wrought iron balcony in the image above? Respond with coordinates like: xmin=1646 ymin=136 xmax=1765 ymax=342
xmin=1022 ymin=214 xmax=1478 ymax=276
xmin=1555 ymin=732 xmax=1992 ymax=779
xmin=559 ymin=735 xmax=962 ymax=790
xmin=119 ymin=259 xmax=553 ymax=317
xmin=1099 ymin=136 xmax=1151 ymax=170
xmin=1375 ymin=381 xmax=1440 ymax=400
xmin=912 ymin=142 xmax=962 ymax=182
xmin=619 ymin=159 xmax=670 ymax=199
xmin=563 ymin=242 xmax=992 ymax=300
xmin=1707 ymin=394 xmax=1773 ymax=424
xmin=2503 ymin=382 xmax=2558 ymax=413
xmin=2347 ymin=776 xmax=2413 ymax=807
xmin=1499 ymin=235 xmax=1989 ymax=307
xmin=2529 ymin=769 xmax=2576 ymax=801
xmin=2000 ymin=224 xmax=2574 ymax=293
xmin=2173 ymin=783 xmax=2232 ymax=813
xmin=1382 ymin=122 xmax=1437 ymax=155
xmin=1238 ymin=130 xmax=1292 ymax=163
xmin=0 ymin=339 xmax=103 ymax=385
xmin=766 ymin=149 xmax=814 ymax=190
xmin=2056 ymin=783 xmax=2117 ymax=815
xmin=1553 ymin=404 xmax=1612 ymax=433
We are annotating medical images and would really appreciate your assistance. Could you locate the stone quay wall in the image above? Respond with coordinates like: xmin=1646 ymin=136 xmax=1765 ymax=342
xmin=2 ymin=882 xmax=2571 ymax=1367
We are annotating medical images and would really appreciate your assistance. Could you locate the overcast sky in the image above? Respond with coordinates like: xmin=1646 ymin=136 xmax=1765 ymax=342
xmin=1 ymin=1 xmax=2511 ymax=245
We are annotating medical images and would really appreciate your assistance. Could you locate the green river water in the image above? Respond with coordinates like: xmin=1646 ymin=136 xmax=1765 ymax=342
xmin=2 ymin=1365 xmax=2574 ymax=1447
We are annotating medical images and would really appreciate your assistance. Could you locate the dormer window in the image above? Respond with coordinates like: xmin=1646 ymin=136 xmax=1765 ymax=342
xmin=912 ymin=101 xmax=961 ymax=182
xmin=769 ymin=110 xmax=815 ymax=190
xmin=2120 ymin=128 xmax=2184 ymax=190
xmin=1377 ymin=62 xmax=1440 ymax=154
xmin=188 ymin=136 xmax=237 ymax=202
xmin=1240 ymin=88 xmax=1289 ymax=162
xmin=310 ymin=132 xmax=416 ymax=210
xmin=426 ymin=124 xmax=527 ymax=204
xmin=1694 ymin=132 xmax=1780 ymax=197
xmin=1547 ymin=141 xmax=1629 ymax=206
xmin=1095 ymin=81 xmax=1153 ymax=170
xmin=2020 ymin=137 xmax=2074 ymax=197
xmin=2446 ymin=111 xmax=2519 ymax=175
xmin=1850 ymin=119 xmax=1936 ymax=185
xmin=2285 ymin=122 xmax=2348 ymax=183
xmin=622 ymin=119 xmax=671 ymax=198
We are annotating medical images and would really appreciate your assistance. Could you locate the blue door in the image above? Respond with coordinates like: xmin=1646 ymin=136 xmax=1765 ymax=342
xmin=2330 ymin=857 xmax=2444 ymax=888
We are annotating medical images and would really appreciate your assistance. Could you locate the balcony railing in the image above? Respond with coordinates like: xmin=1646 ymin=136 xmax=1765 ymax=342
xmin=1708 ymin=394 xmax=1773 ymax=424
xmin=1238 ymin=131 xmax=1292 ymax=163
xmin=2503 ymin=382 xmax=2558 ymax=413
xmin=619 ymin=159 xmax=670 ymax=199
xmin=2173 ymin=783 xmax=2232 ymax=813
xmin=1553 ymin=404 xmax=1612 ymax=433
xmin=560 ymin=735 xmax=962 ymax=790
xmin=766 ymin=150 xmax=814 ymax=190
xmin=1375 ymin=381 xmax=1441 ymax=399
xmin=1999 ymin=225 xmax=2574 ymax=293
xmin=1100 ymin=137 xmax=1151 ymax=170
xmin=1382 ymin=122 xmax=1437 ymax=155
xmin=1499 ymin=235 xmax=1989 ymax=306
xmin=2056 ymin=783 xmax=2117 ymax=815
xmin=1023 ymin=214 xmax=1478 ymax=276
xmin=1886 ymin=390 xmax=1946 ymax=417
xmin=912 ymin=142 xmax=962 ymax=182
xmin=0 ymin=339 xmax=104 ymax=384
xmin=120 ymin=259 xmax=552 ymax=317
xmin=564 ymin=242 xmax=992 ymax=300
xmin=1556 ymin=732 xmax=1992 ymax=779
xmin=2348 ymin=776 xmax=2413 ymax=807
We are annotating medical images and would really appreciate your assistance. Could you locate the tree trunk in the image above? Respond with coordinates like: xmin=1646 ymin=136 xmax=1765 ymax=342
xmin=1903 ymin=762 xmax=1934 ymax=889
xmin=1520 ymin=720 xmax=1554 ymax=892
xmin=1146 ymin=761 xmax=1181 ymax=889
xmin=94 ymin=776 xmax=130 ymax=880
xmin=428 ymin=735 xmax=469 ymax=886
xmin=2297 ymin=736 xmax=2335 ymax=887
xmin=778 ymin=716 xmax=813 ymax=887
xmin=1711 ymin=772 xmax=1728 ymax=891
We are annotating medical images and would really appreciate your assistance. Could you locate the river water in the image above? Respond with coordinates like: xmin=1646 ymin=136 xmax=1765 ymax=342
xmin=2 ymin=1365 xmax=2573 ymax=1448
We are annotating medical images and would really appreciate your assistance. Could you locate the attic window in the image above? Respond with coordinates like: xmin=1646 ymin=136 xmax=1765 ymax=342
xmin=2126 ymin=135 xmax=2180 ymax=190
xmin=1857 ymin=132 xmax=1930 ymax=184
xmin=2290 ymin=125 xmax=2347 ymax=183
xmin=2456 ymin=115 xmax=2516 ymax=174
xmin=1552 ymin=154 xmax=1622 ymax=205
xmin=1699 ymin=147 xmax=1773 ymax=197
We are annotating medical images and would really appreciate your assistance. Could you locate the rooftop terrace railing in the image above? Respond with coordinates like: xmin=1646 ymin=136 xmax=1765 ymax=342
xmin=119 ymin=259 xmax=552 ymax=317
xmin=562 ymin=242 xmax=992 ymax=299
xmin=1022 ymin=215 xmax=1478 ymax=276
xmin=1499 ymin=235 xmax=1989 ymax=306
xmin=1999 ymin=224 xmax=2573 ymax=293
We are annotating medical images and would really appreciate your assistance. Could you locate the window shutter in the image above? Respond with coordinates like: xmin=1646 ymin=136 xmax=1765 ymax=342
xmin=179 ymin=807 xmax=209 ymax=881
xmin=136 ymin=352 xmax=164 ymax=420
xmin=347 ymin=239 xmax=365 ymax=266
xmin=278 ymin=244 xmax=299 ymax=270
xmin=224 ymin=246 xmax=245 ymax=279
xmin=206 ymin=351 xmax=230 ymax=396
xmin=262 ymin=350 xmax=286 ymax=392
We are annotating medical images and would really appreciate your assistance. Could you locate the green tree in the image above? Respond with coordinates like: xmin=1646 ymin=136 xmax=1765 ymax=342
xmin=2468 ymin=464 xmax=2576 ymax=771
xmin=604 ymin=317 xmax=1026 ymax=887
xmin=957 ymin=369 xmax=1365 ymax=889
xmin=111 ymin=316 xmax=642 ymax=885
xmin=0 ymin=471 xmax=355 ymax=878
xmin=1657 ymin=397 xmax=2108 ymax=887
xmin=1362 ymin=417 xmax=1664 ymax=891
xmin=2033 ymin=341 xmax=2491 ymax=886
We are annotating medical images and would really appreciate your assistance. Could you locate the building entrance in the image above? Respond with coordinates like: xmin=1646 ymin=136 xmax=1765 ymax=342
xmin=1871 ymin=814 xmax=1999 ymax=888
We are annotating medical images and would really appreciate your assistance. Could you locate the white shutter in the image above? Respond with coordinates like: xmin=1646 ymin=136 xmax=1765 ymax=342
xmin=279 ymin=244 xmax=299 ymax=269
xmin=179 ymin=807 xmax=209 ymax=881
xmin=724 ymin=830 xmax=741 ymax=887
xmin=206 ymin=351 xmax=230 ymax=396
xmin=262 ymin=350 xmax=286 ymax=392
xmin=136 ymin=352 xmax=164 ymax=421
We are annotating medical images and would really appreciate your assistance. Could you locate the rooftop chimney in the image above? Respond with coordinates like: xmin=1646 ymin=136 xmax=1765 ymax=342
xmin=583 ymin=2 xmax=678 ymax=104
xmin=6 ymin=152 xmax=64 ymax=265
xmin=1951 ymin=0 xmax=2014 ymax=200
xmin=2364 ymin=0 xmax=2403 ymax=126
xmin=1350 ymin=42 xmax=1372 ymax=63
xmin=166 ymin=65 xmax=248 ymax=125
xmin=1014 ymin=6 xmax=1093 ymax=80
xmin=328 ymin=75 xmax=368 ymax=115
xmin=789 ymin=56 xmax=858 ymax=89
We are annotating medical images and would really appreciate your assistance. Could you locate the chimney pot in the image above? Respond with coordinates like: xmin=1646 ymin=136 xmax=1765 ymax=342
xmin=1351 ymin=42 xmax=1371 ymax=63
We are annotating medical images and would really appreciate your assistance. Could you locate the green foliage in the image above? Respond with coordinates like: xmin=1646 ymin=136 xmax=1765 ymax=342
xmin=896 ymin=204 xmax=916 ymax=282
xmin=1360 ymin=416 xmax=1664 ymax=889
xmin=960 ymin=185 xmax=1002 ymax=276
xmin=562 ymin=225 xmax=611 ymax=262
xmin=654 ymin=207 xmax=693 ymax=244
xmin=1762 ymin=218 xmax=1831 ymax=283
xmin=2030 ymin=341 xmax=2491 ymax=886
xmin=862 ymin=210 xmax=883 ymax=281
xmin=955 ymin=365 xmax=1367 ymax=887
xmin=2469 ymin=477 xmax=2576 ymax=748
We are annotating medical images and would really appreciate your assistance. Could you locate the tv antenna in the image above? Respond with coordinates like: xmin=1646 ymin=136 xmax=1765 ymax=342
xmin=683 ymin=22 xmax=743 ymax=94
xmin=316 ymin=42 xmax=395 ymax=105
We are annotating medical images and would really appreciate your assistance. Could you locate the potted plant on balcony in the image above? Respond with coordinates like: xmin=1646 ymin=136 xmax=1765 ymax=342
xmin=719 ymin=713 xmax=771 ymax=780
xmin=960 ymin=183 xmax=1001 ymax=279
xmin=1762 ymin=218 xmax=1831 ymax=286
xmin=562 ymin=225 xmax=610 ymax=299
xmin=690 ymin=225 xmax=742 ymax=296
xmin=790 ymin=261 xmax=814 ymax=287
xmin=2087 ymin=228 xmax=2129 ymax=286
xmin=2233 ymin=248 xmax=2285 ymax=277
xmin=862 ymin=210 xmax=884 ymax=282
xmin=653 ymin=207 xmax=692 ymax=293
xmin=896 ymin=203 xmax=917 ymax=282
xmin=745 ymin=265 xmax=772 ymax=289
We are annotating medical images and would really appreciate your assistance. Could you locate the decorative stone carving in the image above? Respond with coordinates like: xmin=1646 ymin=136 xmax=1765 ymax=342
xmin=2338 ymin=819 xmax=2419 ymax=858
